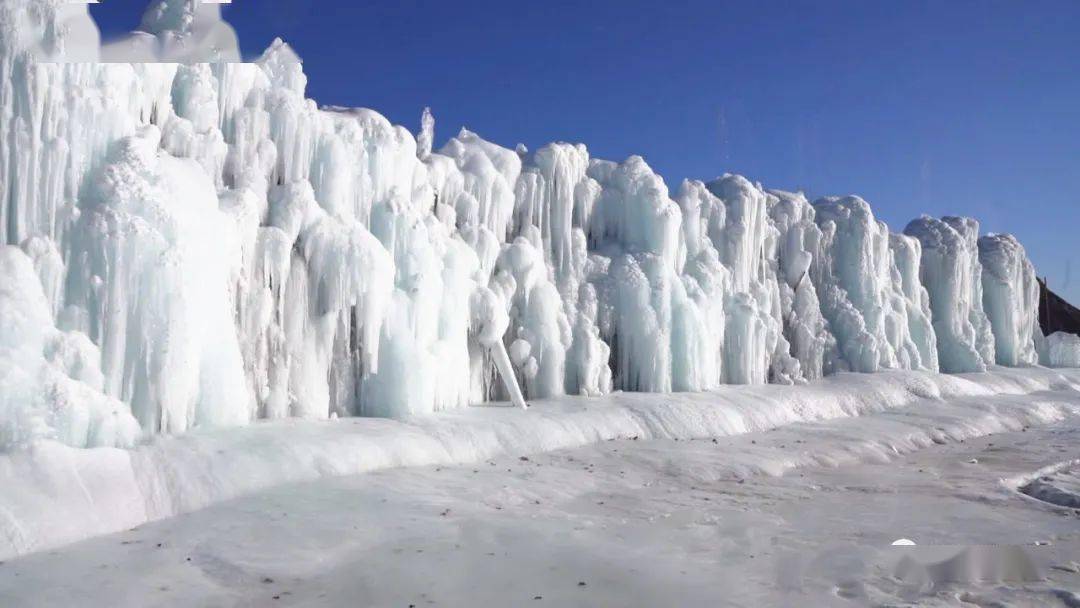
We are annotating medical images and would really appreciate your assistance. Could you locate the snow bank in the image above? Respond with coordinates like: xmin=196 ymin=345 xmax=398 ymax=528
xmin=0 ymin=0 xmax=1056 ymax=451
xmin=2 ymin=366 xmax=1078 ymax=561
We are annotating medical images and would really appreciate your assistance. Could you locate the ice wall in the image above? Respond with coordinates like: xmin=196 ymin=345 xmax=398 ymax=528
xmin=0 ymin=0 xmax=1056 ymax=450
xmin=705 ymin=176 xmax=800 ymax=384
xmin=904 ymin=216 xmax=996 ymax=372
xmin=766 ymin=190 xmax=837 ymax=380
xmin=978 ymin=234 xmax=1040 ymax=367
xmin=811 ymin=197 xmax=938 ymax=373
xmin=590 ymin=157 xmax=718 ymax=392
xmin=0 ymin=246 xmax=140 ymax=448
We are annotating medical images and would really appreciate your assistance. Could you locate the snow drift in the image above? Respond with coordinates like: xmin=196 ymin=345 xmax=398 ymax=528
xmin=0 ymin=0 xmax=1065 ymax=450
xmin=3 ymin=365 xmax=1079 ymax=561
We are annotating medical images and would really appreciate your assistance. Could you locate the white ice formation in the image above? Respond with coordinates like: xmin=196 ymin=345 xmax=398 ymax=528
xmin=0 ymin=245 xmax=140 ymax=448
xmin=813 ymin=196 xmax=938 ymax=374
xmin=977 ymin=233 xmax=1040 ymax=367
xmin=0 ymin=0 xmax=1066 ymax=450
xmin=904 ymin=217 xmax=997 ymax=372
xmin=1046 ymin=332 xmax=1080 ymax=368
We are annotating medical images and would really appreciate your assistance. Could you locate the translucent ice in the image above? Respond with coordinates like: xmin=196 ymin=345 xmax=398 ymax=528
xmin=0 ymin=246 xmax=139 ymax=448
xmin=0 ymin=0 xmax=1054 ymax=449
xmin=812 ymin=197 xmax=937 ymax=374
xmin=904 ymin=216 xmax=996 ymax=372
xmin=978 ymin=234 xmax=1040 ymax=367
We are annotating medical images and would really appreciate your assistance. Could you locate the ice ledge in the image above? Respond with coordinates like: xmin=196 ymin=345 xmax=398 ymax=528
xmin=2 ymin=366 xmax=1079 ymax=561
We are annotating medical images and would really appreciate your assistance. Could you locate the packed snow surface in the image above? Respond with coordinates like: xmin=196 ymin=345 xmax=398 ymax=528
xmin=1 ymin=365 xmax=1079 ymax=561
xmin=0 ymin=0 xmax=1068 ymax=452
xmin=2 ymin=368 xmax=1079 ymax=607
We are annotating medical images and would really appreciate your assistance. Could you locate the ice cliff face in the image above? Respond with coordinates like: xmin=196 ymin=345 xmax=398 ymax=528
xmin=813 ymin=196 xmax=939 ymax=374
xmin=904 ymin=216 xmax=997 ymax=372
xmin=0 ymin=1 xmax=1056 ymax=449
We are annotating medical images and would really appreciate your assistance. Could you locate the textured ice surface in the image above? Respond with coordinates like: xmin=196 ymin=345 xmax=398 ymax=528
xmin=766 ymin=189 xmax=836 ymax=380
xmin=1047 ymin=332 xmax=1080 ymax=368
xmin=0 ymin=1 xmax=1063 ymax=449
xmin=904 ymin=216 xmax=997 ymax=372
xmin=0 ymin=246 xmax=139 ymax=449
xmin=978 ymin=233 xmax=1040 ymax=366
xmin=813 ymin=197 xmax=938 ymax=373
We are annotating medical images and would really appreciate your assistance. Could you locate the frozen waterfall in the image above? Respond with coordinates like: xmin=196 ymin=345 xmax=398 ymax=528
xmin=0 ymin=0 xmax=1057 ymax=450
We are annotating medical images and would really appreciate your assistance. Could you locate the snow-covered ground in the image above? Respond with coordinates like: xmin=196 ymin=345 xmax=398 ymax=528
xmin=0 ymin=366 xmax=1076 ymax=561
xmin=1 ymin=369 xmax=1078 ymax=607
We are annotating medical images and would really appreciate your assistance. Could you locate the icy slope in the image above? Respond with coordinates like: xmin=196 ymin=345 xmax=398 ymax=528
xmin=0 ymin=0 xmax=1061 ymax=449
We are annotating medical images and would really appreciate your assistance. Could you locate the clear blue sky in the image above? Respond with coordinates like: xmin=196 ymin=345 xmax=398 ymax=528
xmin=92 ymin=1 xmax=1080 ymax=302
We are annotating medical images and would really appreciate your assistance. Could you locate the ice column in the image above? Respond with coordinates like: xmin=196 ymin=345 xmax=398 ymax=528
xmin=904 ymin=216 xmax=995 ymax=372
xmin=812 ymin=196 xmax=937 ymax=373
xmin=978 ymin=233 xmax=1040 ymax=366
